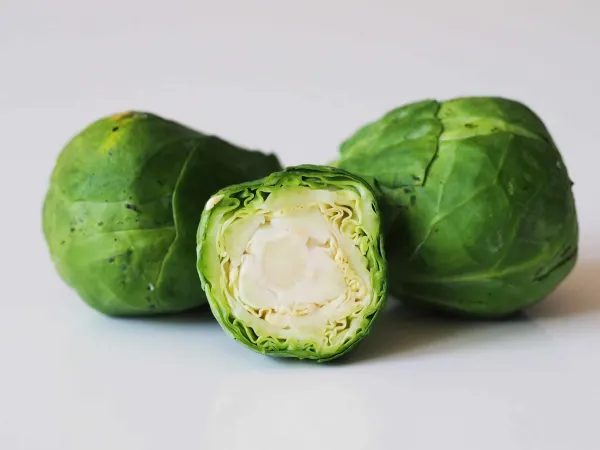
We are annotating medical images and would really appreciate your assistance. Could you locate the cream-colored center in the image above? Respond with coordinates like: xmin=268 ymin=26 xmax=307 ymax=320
xmin=240 ymin=210 xmax=347 ymax=312
xmin=219 ymin=187 xmax=373 ymax=349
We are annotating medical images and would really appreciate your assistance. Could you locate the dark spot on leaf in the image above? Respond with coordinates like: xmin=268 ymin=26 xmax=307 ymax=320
xmin=164 ymin=286 xmax=177 ymax=297
xmin=464 ymin=123 xmax=476 ymax=129
xmin=126 ymin=249 xmax=133 ymax=256
xmin=112 ymin=126 xmax=119 ymax=132
xmin=70 ymin=228 xmax=75 ymax=232
xmin=403 ymin=188 xmax=411 ymax=194
xmin=121 ymin=265 xmax=127 ymax=271
xmin=125 ymin=203 xmax=139 ymax=212
xmin=114 ymin=238 xmax=118 ymax=242
xmin=488 ymin=292 xmax=492 ymax=296
xmin=410 ymin=196 xmax=416 ymax=206
xmin=157 ymin=180 xmax=164 ymax=186
xmin=108 ymin=257 xmax=115 ymax=263
xmin=412 ymin=175 xmax=420 ymax=181
xmin=491 ymin=127 xmax=499 ymax=132
xmin=60 ymin=240 xmax=66 ymax=245
xmin=108 ymin=151 xmax=113 ymax=156
xmin=434 ymin=228 xmax=439 ymax=233
xmin=145 ymin=296 xmax=152 ymax=303
xmin=97 ymin=221 xmax=104 ymax=226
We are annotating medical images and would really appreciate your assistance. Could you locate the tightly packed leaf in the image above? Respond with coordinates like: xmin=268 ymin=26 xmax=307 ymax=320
xmin=337 ymin=97 xmax=578 ymax=317
xmin=43 ymin=111 xmax=281 ymax=315
xmin=196 ymin=165 xmax=387 ymax=361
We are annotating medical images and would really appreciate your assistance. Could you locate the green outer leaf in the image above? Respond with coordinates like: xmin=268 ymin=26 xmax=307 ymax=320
xmin=337 ymin=97 xmax=578 ymax=317
xmin=196 ymin=165 xmax=388 ymax=362
xmin=42 ymin=112 xmax=281 ymax=316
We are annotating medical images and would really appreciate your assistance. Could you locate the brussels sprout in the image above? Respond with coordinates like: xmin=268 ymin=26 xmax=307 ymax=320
xmin=337 ymin=97 xmax=578 ymax=318
xmin=196 ymin=165 xmax=387 ymax=361
xmin=43 ymin=111 xmax=281 ymax=316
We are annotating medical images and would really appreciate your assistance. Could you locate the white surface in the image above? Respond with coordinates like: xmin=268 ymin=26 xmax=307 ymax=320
xmin=1 ymin=1 xmax=599 ymax=449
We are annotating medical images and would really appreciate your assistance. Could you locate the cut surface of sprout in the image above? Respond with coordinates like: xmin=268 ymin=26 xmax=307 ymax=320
xmin=214 ymin=186 xmax=375 ymax=351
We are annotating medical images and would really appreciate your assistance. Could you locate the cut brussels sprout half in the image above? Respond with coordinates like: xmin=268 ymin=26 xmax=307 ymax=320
xmin=197 ymin=165 xmax=387 ymax=362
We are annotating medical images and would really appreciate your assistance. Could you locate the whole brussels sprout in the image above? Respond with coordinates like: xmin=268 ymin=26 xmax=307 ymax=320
xmin=43 ymin=111 xmax=281 ymax=316
xmin=336 ymin=97 xmax=578 ymax=318
xmin=196 ymin=165 xmax=387 ymax=361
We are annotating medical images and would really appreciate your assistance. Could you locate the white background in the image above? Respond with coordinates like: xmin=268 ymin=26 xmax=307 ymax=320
xmin=1 ymin=1 xmax=599 ymax=449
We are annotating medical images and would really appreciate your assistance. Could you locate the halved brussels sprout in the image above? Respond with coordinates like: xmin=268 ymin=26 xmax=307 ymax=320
xmin=196 ymin=165 xmax=387 ymax=361
xmin=43 ymin=111 xmax=281 ymax=316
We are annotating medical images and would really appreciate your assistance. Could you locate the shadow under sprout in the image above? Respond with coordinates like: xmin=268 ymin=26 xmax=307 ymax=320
xmin=340 ymin=259 xmax=600 ymax=364
xmin=108 ymin=302 xmax=216 ymax=325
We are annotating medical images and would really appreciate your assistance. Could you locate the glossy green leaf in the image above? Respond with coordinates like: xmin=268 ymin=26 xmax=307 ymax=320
xmin=337 ymin=97 xmax=578 ymax=317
